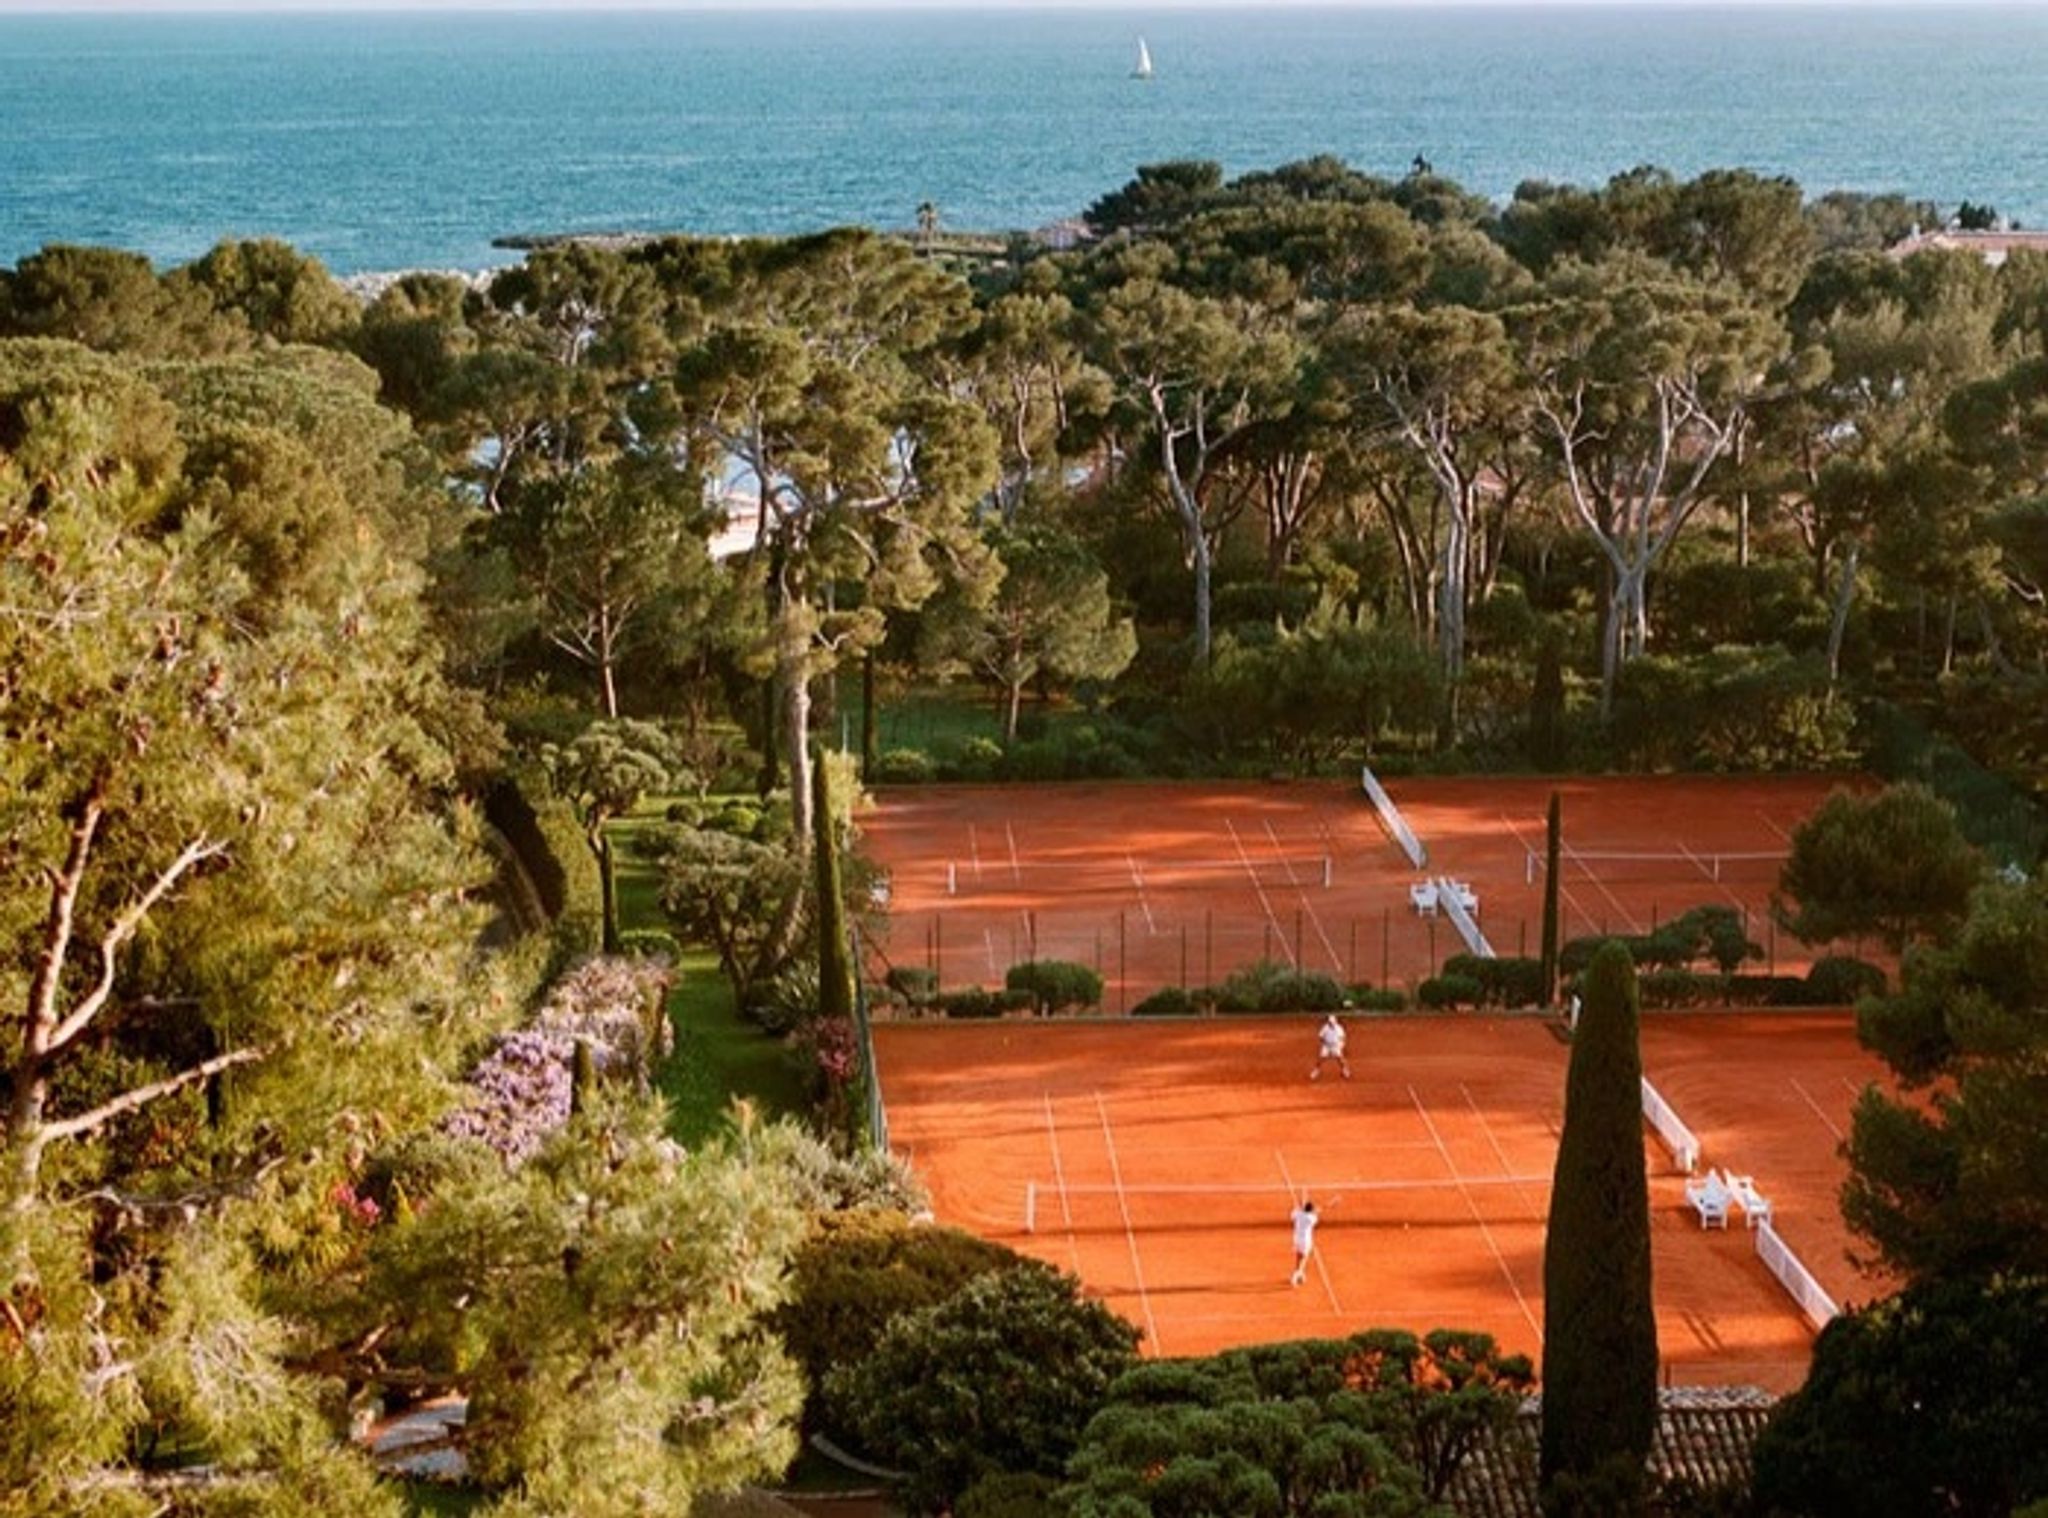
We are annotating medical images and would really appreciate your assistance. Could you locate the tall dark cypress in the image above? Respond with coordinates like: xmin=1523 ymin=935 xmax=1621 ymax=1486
xmin=1540 ymin=941 xmax=1657 ymax=1506
xmin=1540 ymin=792 xmax=1562 ymax=1006
xmin=812 ymin=752 xmax=855 ymax=1027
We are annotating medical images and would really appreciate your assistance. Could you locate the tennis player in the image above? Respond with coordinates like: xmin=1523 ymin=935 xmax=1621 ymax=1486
xmin=1289 ymin=1198 xmax=1319 ymax=1286
xmin=1309 ymin=1013 xmax=1351 ymax=1080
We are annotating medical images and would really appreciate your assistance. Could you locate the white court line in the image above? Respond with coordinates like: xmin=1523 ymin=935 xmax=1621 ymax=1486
xmin=1500 ymin=814 xmax=1600 ymax=942
xmin=1005 ymin=819 xmax=1023 ymax=883
xmin=1095 ymin=1093 xmax=1161 ymax=1352
xmin=1276 ymin=1150 xmax=1343 ymax=1313
xmin=1409 ymin=1085 xmax=1544 ymax=1344
xmin=969 ymin=823 xmax=985 ymax=883
xmin=1790 ymin=1077 xmax=1846 ymax=1141
xmin=1678 ymin=842 xmax=1749 ymax=909
xmin=1224 ymin=818 xmax=1295 ymax=965
xmin=1561 ymin=841 xmax=1646 ymax=936
xmin=984 ymin=928 xmax=998 ymax=980
xmin=1042 ymin=1094 xmax=1080 ymax=1275
xmin=1126 ymin=853 xmax=1159 ymax=934
xmin=1264 ymin=818 xmax=1344 ymax=972
xmin=1757 ymin=811 xmax=1794 ymax=843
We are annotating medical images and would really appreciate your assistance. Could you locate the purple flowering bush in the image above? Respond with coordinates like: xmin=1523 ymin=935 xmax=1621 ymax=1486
xmin=444 ymin=1027 xmax=576 ymax=1164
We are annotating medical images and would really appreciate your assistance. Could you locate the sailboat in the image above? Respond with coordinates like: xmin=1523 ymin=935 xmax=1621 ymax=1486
xmin=1132 ymin=37 xmax=1154 ymax=80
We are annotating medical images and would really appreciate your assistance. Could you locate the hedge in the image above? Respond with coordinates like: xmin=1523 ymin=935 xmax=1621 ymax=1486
xmin=1005 ymin=960 xmax=1104 ymax=1016
xmin=1212 ymin=959 xmax=1347 ymax=1014
xmin=1418 ymin=973 xmax=1483 ymax=1010
xmin=1804 ymin=955 xmax=1888 ymax=1003
xmin=1443 ymin=953 xmax=1547 ymax=1009
xmin=484 ymin=763 xmax=602 ymax=966
xmin=1130 ymin=986 xmax=1205 ymax=1017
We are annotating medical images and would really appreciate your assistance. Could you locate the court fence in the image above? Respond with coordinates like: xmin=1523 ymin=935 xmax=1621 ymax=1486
xmin=1639 ymin=1076 xmax=1702 ymax=1174
xmin=1362 ymin=766 xmax=1428 ymax=868
xmin=1755 ymin=1218 xmax=1840 ymax=1330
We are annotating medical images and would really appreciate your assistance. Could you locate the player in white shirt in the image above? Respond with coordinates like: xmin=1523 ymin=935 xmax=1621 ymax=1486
xmin=1289 ymin=1199 xmax=1319 ymax=1286
xmin=1309 ymin=1013 xmax=1351 ymax=1080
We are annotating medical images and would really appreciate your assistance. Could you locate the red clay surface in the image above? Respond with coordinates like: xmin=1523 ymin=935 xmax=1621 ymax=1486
xmin=874 ymin=1012 xmax=1888 ymax=1392
xmin=861 ymin=775 xmax=1862 ymax=1005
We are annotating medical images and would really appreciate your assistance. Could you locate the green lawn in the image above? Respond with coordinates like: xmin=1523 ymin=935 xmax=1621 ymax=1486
xmin=609 ymin=803 xmax=806 ymax=1147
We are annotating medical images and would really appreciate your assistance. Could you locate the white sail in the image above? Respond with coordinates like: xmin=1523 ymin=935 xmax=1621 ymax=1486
xmin=1133 ymin=38 xmax=1153 ymax=79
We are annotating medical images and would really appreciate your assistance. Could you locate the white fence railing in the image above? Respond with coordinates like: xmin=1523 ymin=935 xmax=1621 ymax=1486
xmin=1755 ymin=1219 xmax=1841 ymax=1331
xmin=1640 ymin=1076 xmax=1701 ymax=1174
xmin=1361 ymin=766 xmax=1427 ymax=868
xmin=1436 ymin=880 xmax=1495 ymax=958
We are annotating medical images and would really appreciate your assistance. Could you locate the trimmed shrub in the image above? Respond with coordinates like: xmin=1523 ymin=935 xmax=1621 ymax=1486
xmin=886 ymin=965 xmax=939 ymax=1006
xmin=485 ymin=763 xmax=603 ymax=967
xmin=615 ymin=929 xmax=679 ymax=962
xmin=749 ymin=962 xmax=821 ymax=1036
xmin=1418 ymin=973 xmax=1482 ymax=1011
xmin=936 ymin=987 xmax=1002 ymax=1020
xmin=1213 ymin=959 xmax=1346 ymax=1013
xmin=1444 ymin=953 xmax=1547 ymax=1009
xmin=775 ymin=1208 xmax=1026 ymax=1439
xmin=1130 ymin=986 xmax=1204 ymax=1017
xmin=1352 ymin=987 xmax=1408 ymax=1012
xmin=953 ymin=735 xmax=1004 ymax=779
xmin=1726 ymin=973 xmax=1817 ymax=1007
xmin=871 ymin=747 xmax=937 ymax=784
xmin=1804 ymin=954 xmax=1888 ymax=1004
xmin=1639 ymin=968 xmax=1720 ymax=1009
xmin=956 ymin=1473 xmax=1059 ymax=1518
xmin=1005 ymin=960 xmax=1104 ymax=1016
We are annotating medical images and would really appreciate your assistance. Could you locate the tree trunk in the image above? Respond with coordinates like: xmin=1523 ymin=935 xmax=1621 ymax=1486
xmin=1188 ymin=523 xmax=1213 ymax=668
xmin=1004 ymin=679 xmax=1024 ymax=746
xmin=784 ymin=649 xmax=814 ymax=849
xmin=1825 ymin=539 xmax=1862 ymax=699
xmin=860 ymin=650 xmax=877 ymax=779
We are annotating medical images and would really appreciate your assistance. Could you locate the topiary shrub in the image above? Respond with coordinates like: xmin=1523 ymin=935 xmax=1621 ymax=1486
xmin=1639 ymin=967 xmax=1719 ymax=1009
xmin=886 ymin=965 xmax=939 ymax=1007
xmin=1130 ymin=986 xmax=1206 ymax=1017
xmin=827 ymin=1265 xmax=1141 ymax=1515
xmin=1803 ymin=954 xmax=1888 ymax=1004
xmin=1352 ymin=987 xmax=1408 ymax=1012
xmin=1418 ymin=973 xmax=1482 ymax=1011
xmin=615 ymin=929 xmax=680 ymax=962
xmin=937 ymin=987 xmax=1002 ymax=1020
xmin=953 ymin=735 xmax=1005 ymax=780
xmin=1444 ymin=953 xmax=1548 ymax=1008
xmin=955 ymin=1473 xmax=1059 ymax=1518
xmin=1211 ymin=959 xmax=1346 ymax=1013
xmin=871 ymin=747 xmax=937 ymax=784
xmin=774 ymin=1208 xmax=1027 ymax=1441
xmin=1004 ymin=960 xmax=1104 ymax=1016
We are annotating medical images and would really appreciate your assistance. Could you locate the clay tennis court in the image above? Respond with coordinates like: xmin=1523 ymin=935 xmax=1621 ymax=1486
xmin=861 ymin=774 xmax=1861 ymax=1005
xmin=874 ymin=1012 xmax=1892 ymax=1392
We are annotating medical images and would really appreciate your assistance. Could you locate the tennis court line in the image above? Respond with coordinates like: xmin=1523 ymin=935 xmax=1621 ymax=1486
xmin=1408 ymin=1084 xmax=1543 ymax=1344
xmin=1005 ymin=819 xmax=1023 ymax=883
xmin=1263 ymin=819 xmax=1344 ymax=972
xmin=1677 ymin=841 xmax=1749 ymax=910
xmin=1499 ymin=814 xmax=1601 ymax=942
xmin=969 ymin=823 xmax=985 ymax=884
xmin=1224 ymin=818 xmax=1296 ymax=966
xmin=1757 ymin=811 xmax=1794 ymax=844
xmin=1275 ymin=1149 xmax=1343 ymax=1314
xmin=1789 ymin=1078 xmax=1845 ymax=1142
xmin=1095 ymin=1093 xmax=1162 ymax=1352
xmin=1041 ymin=1093 xmax=1080 ymax=1274
xmin=1562 ymin=841 xmax=1646 ymax=936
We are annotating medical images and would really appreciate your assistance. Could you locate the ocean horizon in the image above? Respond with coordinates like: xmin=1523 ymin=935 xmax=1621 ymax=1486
xmin=5 ymin=4 xmax=2048 ymax=274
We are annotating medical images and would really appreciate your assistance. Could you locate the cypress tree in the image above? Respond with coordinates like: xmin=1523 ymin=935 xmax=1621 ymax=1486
xmin=1540 ymin=941 xmax=1657 ymax=1508
xmin=1540 ymin=792 xmax=1562 ymax=1006
xmin=813 ymin=752 xmax=855 ymax=1026
xmin=1528 ymin=623 xmax=1566 ymax=769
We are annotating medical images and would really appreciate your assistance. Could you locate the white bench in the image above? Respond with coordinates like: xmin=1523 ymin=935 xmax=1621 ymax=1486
xmin=1726 ymin=1174 xmax=1772 ymax=1229
xmin=1684 ymin=1168 xmax=1733 ymax=1230
xmin=1409 ymin=880 xmax=1439 ymax=916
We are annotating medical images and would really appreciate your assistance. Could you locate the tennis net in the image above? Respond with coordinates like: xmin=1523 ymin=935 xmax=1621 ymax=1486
xmin=946 ymin=854 xmax=1332 ymax=897
xmin=1023 ymin=1174 xmax=1551 ymax=1235
xmin=1755 ymin=1219 xmax=1839 ymax=1330
xmin=1525 ymin=846 xmax=1788 ymax=887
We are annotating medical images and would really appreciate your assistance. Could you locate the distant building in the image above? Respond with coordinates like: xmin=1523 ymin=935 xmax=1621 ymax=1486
xmin=1886 ymin=227 xmax=2048 ymax=267
xmin=1033 ymin=217 xmax=1093 ymax=251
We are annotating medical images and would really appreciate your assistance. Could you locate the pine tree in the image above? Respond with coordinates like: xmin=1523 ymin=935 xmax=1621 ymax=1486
xmin=1539 ymin=941 xmax=1657 ymax=1508
xmin=1540 ymin=792 xmax=1563 ymax=1006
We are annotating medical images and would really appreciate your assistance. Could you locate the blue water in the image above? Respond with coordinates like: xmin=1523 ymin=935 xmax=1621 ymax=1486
xmin=5 ymin=6 xmax=2048 ymax=275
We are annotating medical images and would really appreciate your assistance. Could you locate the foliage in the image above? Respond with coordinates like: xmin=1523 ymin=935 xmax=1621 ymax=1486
xmin=774 ymin=1208 xmax=1028 ymax=1437
xmin=1843 ymin=874 xmax=2048 ymax=1278
xmin=1801 ymin=954 xmax=1888 ymax=1004
xmin=827 ymin=1264 xmax=1142 ymax=1514
xmin=358 ymin=1097 xmax=807 ymax=1516
xmin=1418 ymin=974 xmax=1483 ymax=1011
xmin=1130 ymin=986 xmax=1205 ymax=1017
xmin=1443 ymin=954 xmax=1548 ymax=1008
xmin=486 ymin=765 xmax=605 ymax=966
xmin=657 ymin=825 xmax=807 ymax=1010
xmin=1541 ymin=944 xmax=1656 ymax=1506
xmin=1605 ymin=648 xmax=1856 ymax=772
xmin=1751 ymin=1273 xmax=2048 ymax=1517
xmin=1211 ymin=960 xmax=1348 ymax=1013
xmin=1062 ymin=1328 xmax=1534 ymax=1516
xmin=1004 ymin=960 xmax=1106 ymax=1016
xmin=1778 ymin=783 xmax=1984 ymax=950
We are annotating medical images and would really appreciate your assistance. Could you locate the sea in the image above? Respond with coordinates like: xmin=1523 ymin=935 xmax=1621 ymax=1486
xmin=5 ymin=5 xmax=2048 ymax=276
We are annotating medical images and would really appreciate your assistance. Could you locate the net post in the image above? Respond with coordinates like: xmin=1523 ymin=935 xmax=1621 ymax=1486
xmin=1526 ymin=850 xmax=1537 ymax=887
xmin=1322 ymin=855 xmax=1333 ymax=889
xmin=1025 ymin=1181 xmax=1037 ymax=1234
xmin=947 ymin=861 xmax=957 ymax=895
